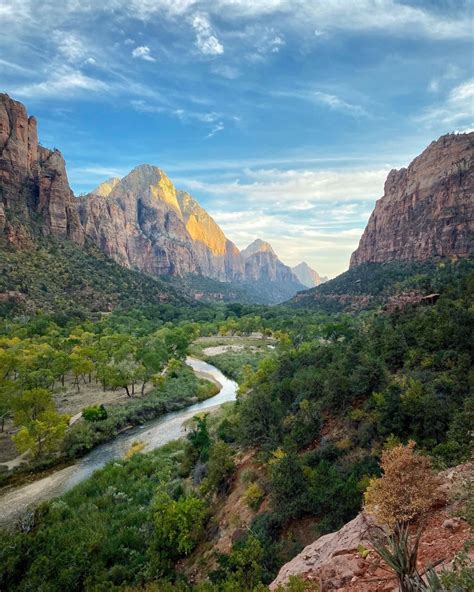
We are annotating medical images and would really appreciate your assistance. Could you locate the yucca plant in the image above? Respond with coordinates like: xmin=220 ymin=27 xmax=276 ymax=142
xmin=371 ymin=523 xmax=426 ymax=591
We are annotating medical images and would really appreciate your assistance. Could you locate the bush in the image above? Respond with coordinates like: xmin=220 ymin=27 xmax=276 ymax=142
xmin=82 ymin=404 xmax=108 ymax=422
xmin=244 ymin=482 xmax=265 ymax=511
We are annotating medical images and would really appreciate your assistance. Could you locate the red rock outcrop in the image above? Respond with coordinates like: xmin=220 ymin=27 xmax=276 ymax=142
xmin=0 ymin=93 xmax=84 ymax=245
xmin=350 ymin=133 xmax=474 ymax=268
xmin=270 ymin=462 xmax=473 ymax=591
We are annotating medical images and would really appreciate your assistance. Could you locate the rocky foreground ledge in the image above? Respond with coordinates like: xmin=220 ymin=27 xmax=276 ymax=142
xmin=270 ymin=462 xmax=473 ymax=592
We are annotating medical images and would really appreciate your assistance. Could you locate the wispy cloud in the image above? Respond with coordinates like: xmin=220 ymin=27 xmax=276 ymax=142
xmin=205 ymin=121 xmax=224 ymax=138
xmin=12 ymin=67 xmax=109 ymax=98
xmin=274 ymin=89 xmax=369 ymax=118
xmin=313 ymin=92 xmax=369 ymax=117
xmin=417 ymin=78 xmax=474 ymax=127
xmin=131 ymin=45 xmax=156 ymax=62
xmin=53 ymin=31 xmax=88 ymax=63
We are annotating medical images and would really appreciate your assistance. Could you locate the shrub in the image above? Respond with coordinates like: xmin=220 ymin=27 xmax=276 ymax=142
xmin=244 ymin=482 xmax=265 ymax=511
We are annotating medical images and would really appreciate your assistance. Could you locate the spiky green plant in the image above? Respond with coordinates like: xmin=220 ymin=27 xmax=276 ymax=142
xmin=371 ymin=524 xmax=426 ymax=592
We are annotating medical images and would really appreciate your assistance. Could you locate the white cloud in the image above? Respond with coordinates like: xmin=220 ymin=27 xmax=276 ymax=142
xmin=428 ymin=64 xmax=461 ymax=93
xmin=211 ymin=63 xmax=240 ymax=79
xmin=177 ymin=166 xmax=389 ymax=203
xmin=192 ymin=13 xmax=224 ymax=56
xmin=131 ymin=45 xmax=156 ymax=61
xmin=210 ymin=0 xmax=471 ymax=40
xmin=274 ymin=89 xmax=369 ymax=118
xmin=313 ymin=92 xmax=368 ymax=117
xmin=131 ymin=99 xmax=224 ymax=129
xmin=126 ymin=0 xmax=198 ymax=19
xmin=53 ymin=31 xmax=88 ymax=62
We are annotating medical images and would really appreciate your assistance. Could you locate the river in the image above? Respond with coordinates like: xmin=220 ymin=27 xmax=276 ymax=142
xmin=0 ymin=357 xmax=237 ymax=528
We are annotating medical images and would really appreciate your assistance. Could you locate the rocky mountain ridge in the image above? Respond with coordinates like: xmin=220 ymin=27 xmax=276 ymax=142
xmin=350 ymin=132 xmax=474 ymax=268
xmin=0 ymin=93 xmax=304 ymax=299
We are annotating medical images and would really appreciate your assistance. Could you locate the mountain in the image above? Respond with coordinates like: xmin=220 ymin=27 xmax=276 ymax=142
xmin=177 ymin=191 xmax=244 ymax=282
xmin=79 ymin=165 xmax=199 ymax=277
xmin=291 ymin=261 xmax=324 ymax=288
xmin=0 ymin=93 xmax=304 ymax=304
xmin=350 ymin=132 xmax=474 ymax=267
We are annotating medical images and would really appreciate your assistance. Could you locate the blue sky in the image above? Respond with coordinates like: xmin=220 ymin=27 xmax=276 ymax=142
xmin=1 ymin=1 xmax=473 ymax=276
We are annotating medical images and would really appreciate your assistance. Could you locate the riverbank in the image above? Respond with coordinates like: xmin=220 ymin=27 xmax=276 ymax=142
xmin=0 ymin=357 xmax=237 ymax=529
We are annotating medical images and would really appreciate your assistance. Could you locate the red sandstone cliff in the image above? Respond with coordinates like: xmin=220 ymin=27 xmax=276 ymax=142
xmin=350 ymin=133 xmax=474 ymax=268
xmin=0 ymin=93 xmax=83 ymax=246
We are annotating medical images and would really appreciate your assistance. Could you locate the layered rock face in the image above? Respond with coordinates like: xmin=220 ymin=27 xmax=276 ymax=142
xmin=292 ymin=261 xmax=322 ymax=287
xmin=0 ymin=93 xmax=83 ymax=245
xmin=350 ymin=132 xmax=474 ymax=268
xmin=241 ymin=239 xmax=300 ymax=283
xmin=177 ymin=191 xmax=244 ymax=281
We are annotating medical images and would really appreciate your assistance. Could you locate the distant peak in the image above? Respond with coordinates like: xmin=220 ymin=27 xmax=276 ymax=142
xmin=242 ymin=239 xmax=276 ymax=258
xmin=292 ymin=261 xmax=321 ymax=288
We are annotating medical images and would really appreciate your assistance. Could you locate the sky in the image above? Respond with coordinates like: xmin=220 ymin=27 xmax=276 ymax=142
xmin=1 ymin=0 xmax=473 ymax=277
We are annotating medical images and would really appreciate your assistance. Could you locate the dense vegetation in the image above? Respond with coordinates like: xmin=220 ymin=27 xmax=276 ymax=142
xmin=0 ymin=259 xmax=473 ymax=591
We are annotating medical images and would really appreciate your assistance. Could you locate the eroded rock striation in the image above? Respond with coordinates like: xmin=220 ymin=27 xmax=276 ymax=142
xmin=0 ymin=93 xmax=83 ymax=246
xmin=350 ymin=132 xmax=474 ymax=268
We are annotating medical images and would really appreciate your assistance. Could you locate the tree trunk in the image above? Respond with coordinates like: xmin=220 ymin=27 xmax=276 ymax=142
xmin=141 ymin=380 xmax=147 ymax=396
xmin=125 ymin=384 xmax=131 ymax=397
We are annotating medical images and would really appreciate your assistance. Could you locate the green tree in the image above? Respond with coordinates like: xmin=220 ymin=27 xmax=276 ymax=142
xmin=12 ymin=388 xmax=69 ymax=458
xmin=153 ymin=488 xmax=206 ymax=560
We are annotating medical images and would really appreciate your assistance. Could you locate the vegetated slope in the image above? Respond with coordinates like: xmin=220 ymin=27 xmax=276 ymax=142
xmin=0 ymin=237 xmax=185 ymax=318
xmin=290 ymin=258 xmax=474 ymax=312
xmin=270 ymin=461 xmax=473 ymax=591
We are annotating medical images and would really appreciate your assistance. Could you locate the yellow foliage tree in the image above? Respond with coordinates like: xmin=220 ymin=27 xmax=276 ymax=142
xmin=364 ymin=440 xmax=439 ymax=530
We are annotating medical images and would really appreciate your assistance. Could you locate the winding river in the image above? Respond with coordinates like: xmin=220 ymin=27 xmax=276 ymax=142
xmin=0 ymin=357 xmax=237 ymax=528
